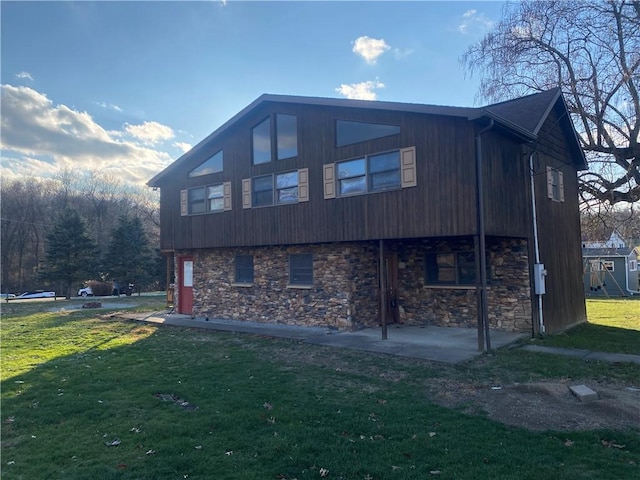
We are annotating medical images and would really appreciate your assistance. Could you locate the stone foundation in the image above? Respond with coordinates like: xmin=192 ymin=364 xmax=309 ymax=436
xmin=181 ymin=237 xmax=532 ymax=333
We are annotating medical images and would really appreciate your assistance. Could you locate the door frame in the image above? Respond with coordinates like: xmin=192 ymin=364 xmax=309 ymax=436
xmin=177 ymin=255 xmax=194 ymax=315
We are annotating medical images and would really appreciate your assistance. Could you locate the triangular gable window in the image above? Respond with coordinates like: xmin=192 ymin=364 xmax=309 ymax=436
xmin=336 ymin=120 xmax=400 ymax=147
xmin=189 ymin=150 xmax=223 ymax=177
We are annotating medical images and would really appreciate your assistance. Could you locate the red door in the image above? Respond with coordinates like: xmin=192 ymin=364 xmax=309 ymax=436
xmin=178 ymin=256 xmax=193 ymax=315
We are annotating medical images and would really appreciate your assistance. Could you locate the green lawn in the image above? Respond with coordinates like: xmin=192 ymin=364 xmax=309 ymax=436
xmin=534 ymin=298 xmax=640 ymax=354
xmin=1 ymin=298 xmax=639 ymax=479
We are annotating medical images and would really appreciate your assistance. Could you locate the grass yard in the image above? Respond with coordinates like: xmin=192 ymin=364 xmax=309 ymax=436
xmin=535 ymin=298 xmax=640 ymax=354
xmin=1 ymin=298 xmax=639 ymax=479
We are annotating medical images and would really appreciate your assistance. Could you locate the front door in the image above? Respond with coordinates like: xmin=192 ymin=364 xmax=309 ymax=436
xmin=178 ymin=256 xmax=193 ymax=315
xmin=384 ymin=251 xmax=399 ymax=324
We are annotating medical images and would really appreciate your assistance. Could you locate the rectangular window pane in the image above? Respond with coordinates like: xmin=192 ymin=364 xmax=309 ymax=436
xmin=457 ymin=251 xmax=476 ymax=285
xmin=337 ymin=158 xmax=365 ymax=179
xmin=369 ymin=151 xmax=400 ymax=173
xmin=339 ymin=177 xmax=366 ymax=195
xmin=188 ymin=187 xmax=206 ymax=214
xmin=290 ymin=253 xmax=313 ymax=285
xmin=207 ymin=184 xmax=224 ymax=198
xmin=276 ymin=171 xmax=298 ymax=189
xmin=370 ymin=170 xmax=401 ymax=191
xmin=278 ymin=186 xmax=299 ymax=204
xmin=277 ymin=114 xmax=298 ymax=160
xmin=235 ymin=255 xmax=254 ymax=283
xmin=208 ymin=198 xmax=224 ymax=211
xmin=252 ymin=175 xmax=273 ymax=207
xmin=252 ymin=118 xmax=271 ymax=165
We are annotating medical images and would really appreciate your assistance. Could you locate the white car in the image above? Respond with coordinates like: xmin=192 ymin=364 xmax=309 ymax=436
xmin=17 ymin=290 xmax=56 ymax=299
xmin=78 ymin=287 xmax=93 ymax=297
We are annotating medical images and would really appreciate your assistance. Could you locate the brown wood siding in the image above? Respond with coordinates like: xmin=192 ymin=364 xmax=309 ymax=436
xmin=482 ymin=132 xmax=531 ymax=237
xmin=158 ymin=102 xmax=552 ymax=251
xmin=530 ymin=105 xmax=586 ymax=333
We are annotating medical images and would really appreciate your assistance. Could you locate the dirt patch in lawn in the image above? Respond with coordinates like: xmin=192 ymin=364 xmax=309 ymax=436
xmin=426 ymin=379 xmax=640 ymax=431
xmin=252 ymin=339 xmax=640 ymax=432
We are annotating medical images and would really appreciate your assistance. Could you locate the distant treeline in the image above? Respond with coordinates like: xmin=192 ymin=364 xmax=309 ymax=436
xmin=1 ymin=170 xmax=165 ymax=295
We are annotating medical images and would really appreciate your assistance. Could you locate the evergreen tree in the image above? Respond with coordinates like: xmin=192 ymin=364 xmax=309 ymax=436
xmin=42 ymin=209 xmax=97 ymax=299
xmin=103 ymin=215 xmax=155 ymax=294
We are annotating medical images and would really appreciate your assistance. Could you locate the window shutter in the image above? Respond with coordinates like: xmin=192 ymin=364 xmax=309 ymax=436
xmin=558 ymin=171 xmax=565 ymax=202
xmin=323 ymin=163 xmax=336 ymax=199
xmin=400 ymin=146 xmax=417 ymax=188
xmin=180 ymin=189 xmax=188 ymax=216
xmin=546 ymin=166 xmax=554 ymax=199
xmin=242 ymin=178 xmax=251 ymax=209
xmin=223 ymin=181 xmax=232 ymax=211
xmin=298 ymin=168 xmax=309 ymax=202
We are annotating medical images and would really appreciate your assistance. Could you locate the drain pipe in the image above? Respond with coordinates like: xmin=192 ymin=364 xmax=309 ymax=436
xmin=529 ymin=152 xmax=545 ymax=334
xmin=475 ymin=119 xmax=493 ymax=352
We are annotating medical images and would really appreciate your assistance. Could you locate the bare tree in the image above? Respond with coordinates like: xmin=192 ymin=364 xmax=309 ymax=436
xmin=461 ymin=0 xmax=640 ymax=206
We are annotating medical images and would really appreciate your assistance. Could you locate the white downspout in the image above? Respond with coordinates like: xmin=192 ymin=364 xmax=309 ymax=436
xmin=529 ymin=153 xmax=545 ymax=334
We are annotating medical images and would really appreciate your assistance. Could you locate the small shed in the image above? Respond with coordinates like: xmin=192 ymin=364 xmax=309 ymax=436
xmin=582 ymin=247 xmax=639 ymax=296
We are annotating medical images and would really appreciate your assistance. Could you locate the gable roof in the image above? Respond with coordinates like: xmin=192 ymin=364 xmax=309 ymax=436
xmin=148 ymin=89 xmax=587 ymax=187
xmin=582 ymin=247 xmax=635 ymax=257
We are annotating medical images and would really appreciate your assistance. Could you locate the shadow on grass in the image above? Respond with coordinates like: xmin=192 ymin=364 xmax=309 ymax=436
xmin=2 ymin=316 xmax=640 ymax=480
xmin=536 ymin=323 xmax=640 ymax=355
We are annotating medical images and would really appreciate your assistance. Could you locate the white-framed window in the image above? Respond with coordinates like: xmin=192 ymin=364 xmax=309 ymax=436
xmin=323 ymin=147 xmax=417 ymax=199
xmin=546 ymin=166 xmax=565 ymax=202
xmin=180 ymin=182 xmax=231 ymax=216
xmin=242 ymin=169 xmax=309 ymax=209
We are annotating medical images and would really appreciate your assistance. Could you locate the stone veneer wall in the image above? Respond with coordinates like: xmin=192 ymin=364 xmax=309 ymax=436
xmin=182 ymin=236 xmax=532 ymax=333
xmin=190 ymin=243 xmax=379 ymax=330
xmin=396 ymin=237 xmax=532 ymax=332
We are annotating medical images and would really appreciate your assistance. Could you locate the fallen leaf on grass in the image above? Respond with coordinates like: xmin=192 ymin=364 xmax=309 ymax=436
xmin=601 ymin=440 xmax=626 ymax=449
xmin=225 ymin=451 xmax=233 ymax=456
xmin=430 ymin=470 xmax=442 ymax=475
xmin=391 ymin=465 xmax=401 ymax=471
xmin=263 ymin=402 xmax=273 ymax=410
xmin=146 ymin=450 xmax=156 ymax=455
xmin=319 ymin=467 xmax=329 ymax=477
xmin=564 ymin=440 xmax=574 ymax=447
xmin=117 ymin=464 xmax=127 ymax=470
xmin=130 ymin=427 xmax=141 ymax=433
xmin=105 ymin=439 xmax=121 ymax=447
xmin=429 ymin=432 xmax=436 ymax=437
xmin=195 ymin=445 xmax=202 ymax=450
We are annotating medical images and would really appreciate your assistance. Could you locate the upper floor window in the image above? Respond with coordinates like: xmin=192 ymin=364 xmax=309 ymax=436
xmin=336 ymin=120 xmax=400 ymax=147
xmin=277 ymin=114 xmax=298 ymax=160
xmin=180 ymin=182 xmax=231 ymax=216
xmin=252 ymin=114 xmax=298 ymax=164
xmin=337 ymin=151 xmax=401 ymax=196
xmin=546 ymin=166 xmax=564 ymax=202
xmin=252 ymin=171 xmax=299 ymax=207
xmin=323 ymin=147 xmax=416 ymax=200
xmin=189 ymin=150 xmax=223 ymax=177
xmin=252 ymin=118 xmax=271 ymax=165
xmin=242 ymin=169 xmax=308 ymax=209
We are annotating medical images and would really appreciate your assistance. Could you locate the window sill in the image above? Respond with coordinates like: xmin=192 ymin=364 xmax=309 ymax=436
xmin=287 ymin=284 xmax=313 ymax=290
xmin=232 ymin=282 xmax=254 ymax=288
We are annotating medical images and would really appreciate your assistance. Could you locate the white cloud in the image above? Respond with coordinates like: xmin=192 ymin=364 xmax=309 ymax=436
xmin=15 ymin=71 xmax=33 ymax=81
xmin=173 ymin=141 xmax=193 ymax=153
xmin=352 ymin=36 xmax=390 ymax=64
xmin=0 ymin=84 xmax=174 ymax=186
xmin=124 ymin=121 xmax=175 ymax=145
xmin=335 ymin=80 xmax=385 ymax=101
xmin=94 ymin=101 xmax=123 ymax=112
xmin=393 ymin=48 xmax=414 ymax=60
xmin=458 ymin=9 xmax=494 ymax=34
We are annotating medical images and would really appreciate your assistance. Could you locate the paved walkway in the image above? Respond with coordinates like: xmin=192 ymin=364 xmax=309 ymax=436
xmin=118 ymin=311 xmax=640 ymax=365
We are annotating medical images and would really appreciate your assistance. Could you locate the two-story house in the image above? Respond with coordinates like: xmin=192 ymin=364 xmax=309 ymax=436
xmin=148 ymin=88 xmax=587 ymax=339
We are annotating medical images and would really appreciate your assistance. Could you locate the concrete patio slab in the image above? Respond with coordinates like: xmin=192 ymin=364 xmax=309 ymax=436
xmin=120 ymin=312 xmax=527 ymax=364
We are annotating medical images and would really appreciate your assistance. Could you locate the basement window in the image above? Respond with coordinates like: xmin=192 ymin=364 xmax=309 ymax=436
xmin=235 ymin=255 xmax=254 ymax=284
xmin=289 ymin=253 xmax=313 ymax=286
xmin=424 ymin=251 xmax=490 ymax=286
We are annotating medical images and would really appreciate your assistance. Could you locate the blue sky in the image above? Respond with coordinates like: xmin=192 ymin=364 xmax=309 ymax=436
xmin=1 ymin=1 xmax=505 ymax=186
